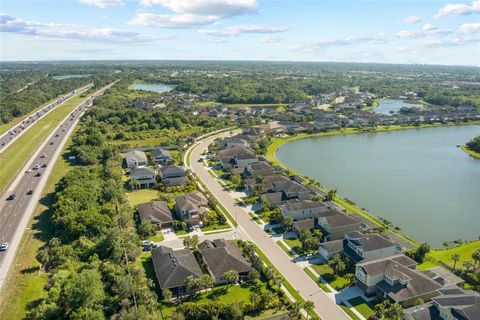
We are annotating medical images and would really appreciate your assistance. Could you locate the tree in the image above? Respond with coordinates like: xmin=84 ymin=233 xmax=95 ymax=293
xmin=325 ymin=189 xmax=337 ymax=201
xmin=183 ymin=235 xmax=199 ymax=250
xmin=451 ymin=253 xmax=460 ymax=271
xmin=302 ymin=237 xmax=320 ymax=253
xmin=197 ymin=274 xmax=215 ymax=291
xmin=223 ymin=270 xmax=239 ymax=288
xmin=247 ymin=269 xmax=260 ymax=284
xmin=385 ymin=302 xmax=403 ymax=320
xmin=282 ymin=216 xmax=294 ymax=232
xmin=185 ymin=275 xmax=198 ymax=294
xmin=328 ymin=254 xmax=346 ymax=275
xmin=138 ymin=221 xmax=155 ymax=238
xmin=231 ymin=174 xmax=242 ymax=188
xmin=162 ymin=289 xmax=172 ymax=301
xmin=408 ymin=242 xmax=430 ymax=263
xmin=303 ymin=301 xmax=315 ymax=320
xmin=472 ymin=249 xmax=480 ymax=266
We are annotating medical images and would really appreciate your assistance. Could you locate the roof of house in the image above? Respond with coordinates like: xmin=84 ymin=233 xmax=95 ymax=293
xmin=280 ymin=199 xmax=326 ymax=212
xmin=245 ymin=174 xmax=291 ymax=193
xmin=260 ymin=192 xmax=284 ymax=204
xmin=433 ymin=292 xmax=480 ymax=320
xmin=346 ymin=231 xmax=396 ymax=252
xmin=175 ymin=191 xmax=208 ymax=212
xmin=248 ymin=161 xmax=274 ymax=172
xmin=137 ymin=201 xmax=173 ymax=224
xmin=273 ymin=179 xmax=310 ymax=194
xmin=198 ymin=239 xmax=252 ymax=277
xmin=358 ymin=254 xmax=417 ymax=275
xmin=402 ymin=302 xmax=440 ymax=320
xmin=125 ymin=150 xmax=147 ymax=163
xmin=293 ymin=218 xmax=315 ymax=231
xmin=160 ymin=165 xmax=186 ymax=177
xmin=319 ymin=239 xmax=344 ymax=253
xmin=151 ymin=148 xmax=172 ymax=158
xmin=163 ymin=176 xmax=188 ymax=187
xmin=218 ymin=147 xmax=257 ymax=163
xmin=151 ymin=246 xmax=203 ymax=289
xmin=322 ymin=211 xmax=360 ymax=228
xmin=131 ymin=166 xmax=156 ymax=177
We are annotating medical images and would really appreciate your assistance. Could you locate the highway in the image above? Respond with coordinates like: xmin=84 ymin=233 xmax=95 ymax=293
xmin=188 ymin=132 xmax=350 ymax=320
xmin=0 ymin=81 xmax=117 ymax=291
xmin=0 ymin=83 xmax=93 ymax=153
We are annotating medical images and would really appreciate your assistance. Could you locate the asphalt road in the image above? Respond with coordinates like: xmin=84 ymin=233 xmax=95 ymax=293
xmin=188 ymin=133 xmax=350 ymax=320
xmin=0 ymin=82 xmax=117 ymax=291
xmin=0 ymin=83 xmax=93 ymax=153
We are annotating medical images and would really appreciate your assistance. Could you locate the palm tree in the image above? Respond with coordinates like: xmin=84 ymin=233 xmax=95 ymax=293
xmin=451 ymin=253 xmax=460 ymax=271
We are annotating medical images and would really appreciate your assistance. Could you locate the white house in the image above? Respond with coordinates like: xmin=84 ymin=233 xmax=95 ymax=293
xmin=125 ymin=150 xmax=148 ymax=168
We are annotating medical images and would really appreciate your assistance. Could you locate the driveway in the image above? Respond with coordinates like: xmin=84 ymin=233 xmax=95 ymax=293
xmin=187 ymin=132 xmax=350 ymax=320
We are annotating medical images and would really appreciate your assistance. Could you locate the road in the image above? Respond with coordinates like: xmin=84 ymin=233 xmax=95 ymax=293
xmin=0 ymin=81 xmax=117 ymax=292
xmin=0 ymin=83 xmax=93 ymax=153
xmin=188 ymin=133 xmax=350 ymax=320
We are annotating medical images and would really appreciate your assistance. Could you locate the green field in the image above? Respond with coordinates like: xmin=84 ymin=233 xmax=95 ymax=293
xmin=0 ymin=130 xmax=78 ymax=320
xmin=0 ymin=94 xmax=88 ymax=195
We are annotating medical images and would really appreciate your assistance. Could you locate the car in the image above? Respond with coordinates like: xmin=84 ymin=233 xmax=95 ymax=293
xmin=35 ymin=172 xmax=41 ymax=177
xmin=6 ymin=194 xmax=16 ymax=200
xmin=41 ymin=163 xmax=47 ymax=168
xmin=142 ymin=240 xmax=153 ymax=246
xmin=0 ymin=243 xmax=9 ymax=251
xmin=25 ymin=169 xmax=32 ymax=173
xmin=49 ymin=141 xmax=54 ymax=145
xmin=40 ymin=154 xmax=46 ymax=158
xmin=55 ymin=134 xmax=59 ymax=137
xmin=26 ymin=189 xmax=33 ymax=195
xmin=197 ymin=158 xmax=203 ymax=162
xmin=33 ymin=164 xmax=40 ymax=170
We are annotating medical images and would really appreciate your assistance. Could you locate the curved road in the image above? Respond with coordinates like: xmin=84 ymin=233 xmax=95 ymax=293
xmin=0 ymin=81 xmax=117 ymax=291
xmin=187 ymin=132 xmax=350 ymax=320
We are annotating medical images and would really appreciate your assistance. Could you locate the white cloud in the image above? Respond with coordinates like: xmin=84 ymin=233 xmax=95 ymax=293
xmin=402 ymin=15 xmax=421 ymax=24
xmin=459 ymin=22 xmax=480 ymax=33
xmin=199 ymin=24 xmax=288 ymax=37
xmin=261 ymin=36 xmax=283 ymax=43
xmin=435 ymin=0 xmax=480 ymax=19
xmin=79 ymin=0 xmax=124 ymax=8
xmin=133 ymin=0 xmax=258 ymax=28
xmin=420 ymin=36 xmax=479 ymax=47
xmin=0 ymin=13 xmax=171 ymax=44
xmin=422 ymin=23 xmax=436 ymax=32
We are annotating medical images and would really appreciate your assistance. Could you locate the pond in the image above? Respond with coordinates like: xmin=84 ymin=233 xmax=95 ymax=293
xmin=276 ymin=125 xmax=480 ymax=247
xmin=130 ymin=83 xmax=173 ymax=93
xmin=373 ymin=99 xmax=423 ymax=115
xmin=52 ymin=74 xmax=92 ymax=80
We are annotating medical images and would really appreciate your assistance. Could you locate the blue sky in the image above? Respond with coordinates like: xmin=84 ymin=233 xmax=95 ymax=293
xmin=1 ymin=0 xmax=479 ymax=65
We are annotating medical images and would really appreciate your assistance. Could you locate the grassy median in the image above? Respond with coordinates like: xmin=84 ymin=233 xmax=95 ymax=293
xmin=0 ymin=130 xmax=78 ymax=320
xmin=0 ymin=94 xmax=88 ymax=195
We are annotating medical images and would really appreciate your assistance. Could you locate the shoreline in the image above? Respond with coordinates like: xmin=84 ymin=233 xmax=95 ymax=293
xmin=460 ymin=145 xmax=480 ymax=160
xmin=265 ymin=121 xmax=480 ymax=249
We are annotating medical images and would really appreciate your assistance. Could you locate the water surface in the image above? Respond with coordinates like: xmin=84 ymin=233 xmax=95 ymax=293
xmin=276 ymin=125 xmax=480 ymax=246
xmin=52 ymin=74 xmax=91 ymax=80
xmin=130 ymin=83 xmax=173 ymax=93
xmin=374 ymin=99 xmax=422 ymax=115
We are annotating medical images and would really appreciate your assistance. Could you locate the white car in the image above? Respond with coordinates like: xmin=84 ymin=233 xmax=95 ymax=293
xmin=0 ymin=243 xmax=9 ymax=251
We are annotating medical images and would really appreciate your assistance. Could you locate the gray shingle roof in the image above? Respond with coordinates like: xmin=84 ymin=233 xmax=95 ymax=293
xmin=151 ymin=246 xmax=203 ymax=290
xmin=151 ymin=148 xmax=172 ymax=158
xmin=281 ymin=199 xmax=327 ymax=211
xmin=137 ymin=201 xmax=173 ymax=225
xmin=125 ymin=150 xmax=147 ymax=163
xmin=175 ymin=191 xmax=208 ymax=212
xmin=199 ymin=239 xmax=252 ymax=277
xmin=319 ymin=239 xmax=344 ymax=253
xmin=323 ymin=212 xmax=360 ymax=228
xmin=346 ymin=232 xmax=396 ymax=252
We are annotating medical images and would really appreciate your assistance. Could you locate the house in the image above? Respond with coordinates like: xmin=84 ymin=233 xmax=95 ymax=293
xmin=344 ymin=231 xmax=399 ymax=262
xmin=245 ymin=161 xmax=275 ymax=178
xmin=130 ymin=167 xmax=156 ymax=189
xmin=151 ymin=148 xmax=173 ymax=165
xmin=159 ymin=165 xmax=187 ymax=187
xmin=245 ymin=174 xmax=291 ymax=193
xmin=293 ymin=219 xmax=315 ymax=234
xmin=355 ymin=254 xmax=442 ymax=308
xmin=137 ymin=201 xmax=173 ymax=228
xmin=317 ymin=210 xmax=361 ymax=240
xmin=403 ymin=286 xmax=480 ymax=320
xmin=279 ymin=199 xmax=328 ymax=220
xmin=260 ymin=192 xmax=284 ymax=207
xmin=218 ymin=136 xmax=249 ymax=149
xmin=175 ymin=192 xmax=209 ymax=226
xmin=217 ymin=147 xmax=257 ymax=169
xmin=271 ymin=179 xmax=313 ymax=200
xmin=125 ymin=150 xmax=148 ymax=168
xmin=151 ymin=246 xmax=203 ymax=297
xmin=198 ymin=239 xmax=253 ymax=284
xmin=319 ymin=240 xmax=344 ymax=260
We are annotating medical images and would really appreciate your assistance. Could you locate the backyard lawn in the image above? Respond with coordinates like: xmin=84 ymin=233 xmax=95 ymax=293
xmin=310 ymin=263 xmax=350 ymax=290
xmin=428 ymin=241 xmax=480 ymax=270
xmin=126 ymin=189 xmax=159 ymax=207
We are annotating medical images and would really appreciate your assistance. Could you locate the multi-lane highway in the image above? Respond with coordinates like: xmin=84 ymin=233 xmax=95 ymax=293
xmin=0 ymin=81 xmax=117 ymax=291
xmin=0 ymin=83 xmax=93 ymax=153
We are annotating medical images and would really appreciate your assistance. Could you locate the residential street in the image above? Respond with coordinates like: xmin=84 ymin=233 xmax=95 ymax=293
xmin=188 ymin=132 xmax=350 ymax=320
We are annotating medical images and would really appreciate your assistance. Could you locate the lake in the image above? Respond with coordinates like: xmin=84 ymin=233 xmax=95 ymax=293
xmin=130 ymin=83 xmax=173 ymax=93
xmin=276 ymin=125 xmax=480 ymax=247
xmin=52 ymin=74 xmax=91 ymax=80
xmin=373 ymin=99 xmax=422 ymax=115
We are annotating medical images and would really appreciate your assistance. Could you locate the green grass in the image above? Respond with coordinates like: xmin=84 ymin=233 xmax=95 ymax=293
xmin=304 ymin=267 xmax=330 ymax=292
xmin=460 ymin=145 xmax=480 ymax=160
xmin=215 ymin=202 xmax=238 ymax=227
xmin=249 ymin=211 xmax=263 ymax=224
xmin=426 ymin=240 xmax=480 ymax=270
xmin=277 ymin=241 xmax=293 ymax=257
xmin=283 ymin=238 xmax=302 ymax=254
xmin=310 ymin=264 xmax=349 ymax=291
xmin=148 ymin=232 xmax=164 ymax=242
xmin=0 ymin=129 xmax=78 ymax=320
xmin=0 ymin=94 xmax=87 ymax=195
xmin=125 ymin=189 xmax=159 ymax=207
xmin=347 ymin=297 xmax=375 ymax=319
xmin=340 ymin=304 xmax=361 ymax=320
xmin=201 ymin=222 xmax=230 ymax=232
xmin=416 ymin=258 xmax=440 ymax=271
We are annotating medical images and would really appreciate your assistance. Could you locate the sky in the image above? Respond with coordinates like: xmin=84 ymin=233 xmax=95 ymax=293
xmin=1 ymin=0 xmax=479 ymax=65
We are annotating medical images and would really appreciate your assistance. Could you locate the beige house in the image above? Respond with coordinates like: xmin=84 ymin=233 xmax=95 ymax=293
xmin=174 ymin=192 xmax=209 ymax=226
